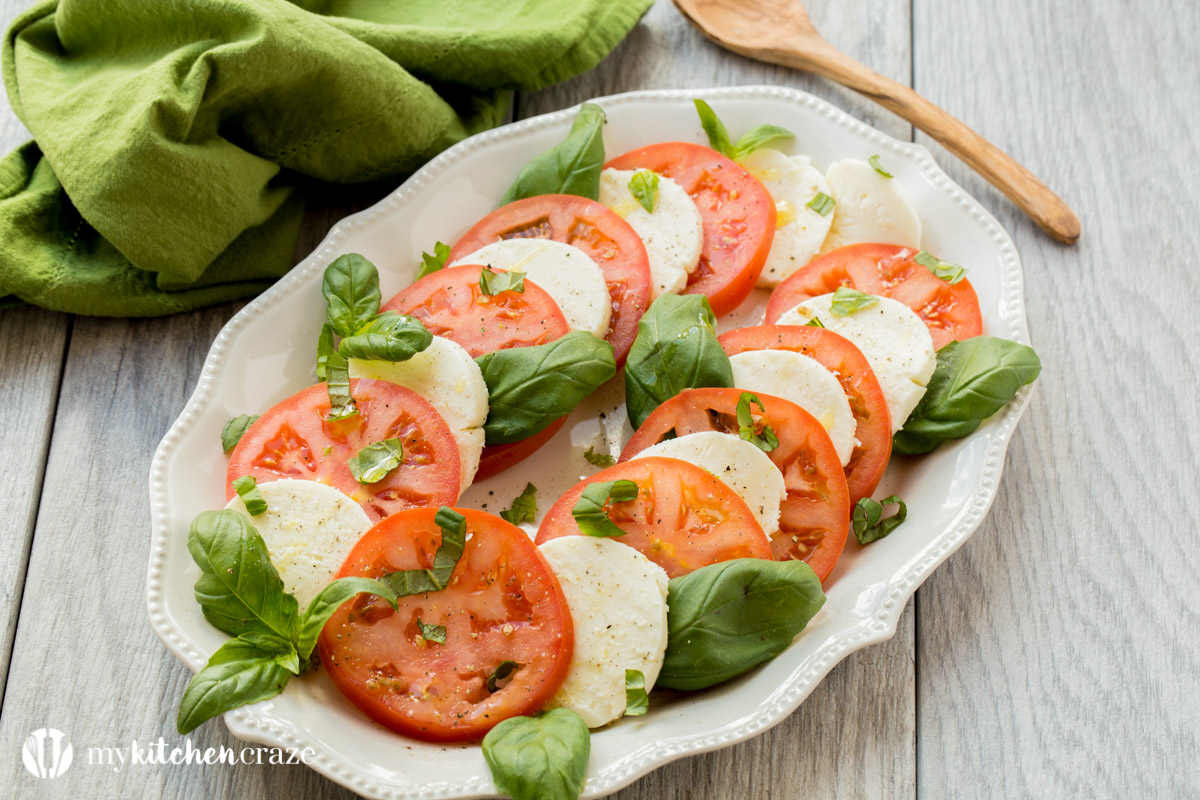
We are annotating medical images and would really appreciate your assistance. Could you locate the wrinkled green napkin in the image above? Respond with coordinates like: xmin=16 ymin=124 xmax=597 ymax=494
xmin=0 ymin=0 xmax=650 ymax=315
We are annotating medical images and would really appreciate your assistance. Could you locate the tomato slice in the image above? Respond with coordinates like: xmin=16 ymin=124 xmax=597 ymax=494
xmin=606 ymin=142 xmax=775 ymax=317
xmin=534 ymin=456 xmax=771 ymax=578
xmin=226 ymin=379 xmax=460 ymax=521
xmin=764 ymin=243 xmax=984 ymax=350
xmin=449 ymin=194 xmax=651 ymax=367
xmin=380 ymin=264 xmax=570 ymax=358
xmin=318 ymin=507 xmax=573 ymax=743
xmin=719 ymin=325 xmax=892 ymax=505
xmin=619 ymin=388 xmax=850 ymax=582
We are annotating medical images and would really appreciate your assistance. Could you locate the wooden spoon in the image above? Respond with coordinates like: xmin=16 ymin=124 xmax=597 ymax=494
xmin=673 ymin=0 xmax=1081 ymax=244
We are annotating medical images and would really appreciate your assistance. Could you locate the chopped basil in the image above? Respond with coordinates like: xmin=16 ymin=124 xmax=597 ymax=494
xmin=869 ymin=154 xmax=893 ymax=178
xmin=913 ymin=250 xmax=967 ymax=285
xmin=231 ymin=475 xmax=267 ymax=516
xmin=315 ymin=323 xmax=335 ymax=381
xmin=502 ymin=103 xmax=606 ymax=204
xmin=221 ymin=414 xmax=259 ymax=453
xmin=500 ymin=482 xmax=538 ymax=525
xmin=487 ymin=660 xmax=520 ymax=692
xmin=572 ymin=479 xmax=638 ymax=538
xmin=805 ymin=317 xmax=825 ymax=329
xmin=693 ymin=99 xmax=794 ymax=160
xmin=629 ymin=169 xmax=659 ymax=213
xmin=379 ymin=507 xmax=467 ymax=595
xmin=418 ymin=241 xmax=451 ymax=279
xmin=735 ymin=392 xmax=779 ymax=452
xmin=583 ymin=445 xmax=616 ymax=468
xmin=479 ymin=267 xmax=526 ymax=296
xmin=482 ymin=709 xmax=590 ymax=800
xmin=806 ymin=191 xmax=835 ymax=216
xmin=852 ymin=496 xmax=907 ymax=544
xmin=324 ymin=350 xmax=357 ymax=421
xmin=417 ymin=618 xmax=447 ymax=645
xmin=829 ymin=287 xmax=879 ymax=316
xmin=624 ymin=669 xmax=649 ymax=716
xmin=346 ymin=438 xmax=404 ymax=484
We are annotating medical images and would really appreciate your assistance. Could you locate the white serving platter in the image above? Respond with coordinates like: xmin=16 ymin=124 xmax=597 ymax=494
xmin=147 ymin=85 xmax=1034 ymax=799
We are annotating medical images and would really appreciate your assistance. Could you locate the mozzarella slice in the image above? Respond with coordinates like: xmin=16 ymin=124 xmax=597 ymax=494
xmin=451 ymin=239 xmax=611 ymax=338
xmin=539 ymin=536 xmax=669 ymax=729
xmin=349 ymin=336 xmax=487 ymax=493
xmin=778 ymin=294 xmax=936 ymax=431
xmin=821 ymin=158 xmax=922 ymax=253
xmin=729 ymin=350 xmax=856 ymax=466
xmin=224 ymin=479 xmax=372 ymax=610
xmin=737 ymin=148 xmax=834 ymax=288
xmin=599 ymin=168 xmax=703 ymax=297
xmin=631 ymin=431 xmax=786 ymax=535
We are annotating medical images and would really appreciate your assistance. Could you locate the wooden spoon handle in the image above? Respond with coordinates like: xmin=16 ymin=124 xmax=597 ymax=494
xmin=785 ymin=43 xmax=1081 ymax=243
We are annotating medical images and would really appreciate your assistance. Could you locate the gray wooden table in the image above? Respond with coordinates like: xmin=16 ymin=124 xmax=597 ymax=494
xmin=2 ymin=1 xmax=1197 ymax=797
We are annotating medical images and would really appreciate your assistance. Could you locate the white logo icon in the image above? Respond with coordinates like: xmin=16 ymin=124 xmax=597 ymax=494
xmin=22 ymin=728 xmax=73 ymax=779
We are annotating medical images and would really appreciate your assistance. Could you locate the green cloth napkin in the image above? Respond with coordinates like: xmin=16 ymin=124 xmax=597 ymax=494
xmin=0 ymin=0 xmax=651 ymax=315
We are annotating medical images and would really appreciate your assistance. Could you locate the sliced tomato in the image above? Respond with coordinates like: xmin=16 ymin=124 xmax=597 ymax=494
xmin=619 ymin=388 xmax=850 ymax=582
xmin=606 ymin=142 xmax=775 ymax=317
xmin=380 ymin=264 xmax=570 ymax=358
xmin=719 ymin=325 xmax=892 ymax=505
xmin=449 ymin=194 xmax=651 ymax=367
xmin=226 ymin=379 xmax=460 ymax=521
xmin=318 ymin=507 xmax=573 ymax=742
xmin=534 ymin=456 xmax=771 ymax=578
xmin=764 ymin=243 xmax=984 ymax=350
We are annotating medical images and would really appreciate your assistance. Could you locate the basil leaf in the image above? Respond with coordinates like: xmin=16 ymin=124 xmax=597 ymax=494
xmin=294 ymin=577 xmax=398 ymax=659
xmin=806 ymin=191 xmax=835 ymax=216
xmin=188 ymin=510 xmax=299 ymax=640
xmin=482 ymin=709 xmax=590 ymax=800
xmin=894 ymin=337 xmax=1041 ymax=454
xmin=476 ymin=331 xmax=616 ymax=445
xmin=500 ymin=482 xmax=538 ymax=524
xmin=480 ymin=267 xmax=526 ymax=296
xmin=487 ymin=660 xmax=520 ymax=693
xmin=176 ymin=635 xmax=296 ymax=734
xmin=338 ymin=312 xmax=432 ymax=363
xmin=624 ymin=293 xmax=733 ymax=429
xmin=315 ymin=323 xmax=335 ymax=381
xmin=322 ymin=253 xmax=380 ymax=338
xmin=231 ymin=475 xmax=268 ymax=516
xmin=501 ymin=103 xmax=606 ymax=204
xmin=379 ymin=507 xmax=467 ymax=595
xmin=624 ymin=669 xmax=649 ymax=717
xmin=693 ymin=98 xmax=735 ymax=158
xmin=572 ymin=479 xmax=638 ymax=538
xmin=629 ymin=169 xmax=659 ymax=213
xmin=913 ymin=250 xmax=967 ymax=285
xmin=829 ymin=287 xmax=879 ymax=316
xmin=221 ymin=414 xmax=259 ymax=453
xmin=853 ymin=495 xmax=907 ymax=544
xmin=347 ymin=438 xmax=404 ymax=484
xmin=735 ymin=392 xmax=779 ymax=452
xmin=732 ymin=124 xmax=794 ymax=159
xmin=324 ymin=350 xmax=357 ymax=420
xmin=583 ymin=445 xmax=615 ymax=468
xmin=417 ymin=618 xmax=447 ymax=645
xmin=418 ymin=241 xmax=451 ymax=279
xmin=658 ymin=559 xmax=826 ymax=691
xmin=869 ymin=154 xmax=893 ymax=178
xmin=805 ymin=317 xmax=825 ymax=329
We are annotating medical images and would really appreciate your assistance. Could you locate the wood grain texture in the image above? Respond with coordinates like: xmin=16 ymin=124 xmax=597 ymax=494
xmin=912 ymin=0 xmax=1200 ymax=797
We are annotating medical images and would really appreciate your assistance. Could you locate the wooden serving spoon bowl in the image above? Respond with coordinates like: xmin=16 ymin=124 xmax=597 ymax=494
xmin=673 ymin=0 xmax=1081 ymax=244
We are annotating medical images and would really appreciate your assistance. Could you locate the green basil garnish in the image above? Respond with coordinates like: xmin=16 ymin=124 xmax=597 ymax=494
xmin=177 ymin=636 xmax=296 ymax=737
xmin=221 ymin=414 xmax=259 ymax=453
xmin=629 ymin=169 xmax=659 ymax=212
xmin=625 ymin=669 xmax=649 ymax=716
xmin=487 ymin=660 xmax=520 ymax=693
xmin=232 ymin=475 xmax=268 ymax=516
xmin=322 ymin=253 xmax=381 ymax=338
xmin=418 ymin=241 xmax=451 ymax=279
xmin=583 ymin=445 xmax=616 ymax=467
xmin=893 ymin=336 xmax=1041 ymax=454
xmin=624 ymin=293 xmax=733 ymax=429
xmin=913 ymin=250 xmax=967 ymax=285
xmin=315 ymin=323 xmax=335 ymax=381
xmin=829 ymin=287 xmax=879 ymax=316
xmin=324 ymin=350 xmax=357 ymax=421
xmin=346 ymin=438 xmax=404 ymax=484
xmin=806 ymin=191 xmax=835 ymax=216
xmin=480 ymin=267 xmax=526 ymax=296
xmin=735 ymin=392 xmax=779 ymax=452
xmin=693 ymin=99 xmax=794 ymax=160
xmin=483 ymin=709 xmax=590 ymax=800
xmin=293 ymin=577 xmax=398 ymax=659
xmin=572 ymin=479 xmax=638 ymax=538
xmin=805 ymin=317 xmax=825 ymax=329
xmin=476 ymin=331 xmax=616 ymax=445
xmin=501 ymin=103 xmax=606 ymax=205
xmin=657 ymin=559 xmax=825 ymax=691
xmin=337 ymin=311 xmax=432 ymax=362
xmin=869 ymin=154 xmax=893 ymax=178
xmin=417 ymin=618 xmax=447 ymax=645
xmin=500 ymin=482 xmax=538 ymax=525
xmin=379 ymin=507 xmax=468 ymax=595
xmin=852 ymin=495 xmax=907 ymax=544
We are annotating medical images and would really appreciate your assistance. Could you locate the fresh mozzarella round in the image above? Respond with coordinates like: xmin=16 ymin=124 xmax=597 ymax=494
xmin=599 ymin=168 xmax=703 ymax=297
xmin=451 ymin=239 xmax=612 ymax=338
xmin=821 ymin=158 xmax=922 ymax=253
xmin=349 ymin=336 xmax=487 ymax=493
xmin=728 ymin=350 xmax=856 ymax=466
xmin=224 ymin=479 xmax=372 ymax=610
xmin=778 ymin=294 xmax=936 ymax=431
xmin=631 ymin=431 xmax=786 ymax=535
xmin=539 ymin=536 xmax=670 ymax=729
xmin=737 ymin=148 xmax=834 ymax=288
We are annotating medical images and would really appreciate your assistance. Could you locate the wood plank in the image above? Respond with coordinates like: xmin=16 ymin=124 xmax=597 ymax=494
xmin=518 ymin=1 xmax=917 ymax=797
xmin=913 ymin=0 xmax=1200 ymax=797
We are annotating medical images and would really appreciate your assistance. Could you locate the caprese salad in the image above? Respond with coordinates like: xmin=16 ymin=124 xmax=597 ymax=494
xmin=173 ymin=99 xmax=1041 ymax=800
